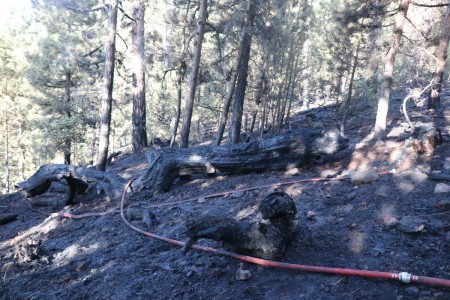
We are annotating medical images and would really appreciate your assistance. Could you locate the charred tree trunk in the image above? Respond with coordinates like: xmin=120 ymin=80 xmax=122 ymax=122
xmin=374 ymin=0 xmax=410 ymax=140
xmin=16 ymin=164 xmax=126 ymax=205
xmin=229 ymin=0 xmax=256 ymax=144
xmin=135 ymin=129 xmax=348 ymax=195
xmin=180 ymin=0 xmax=207 ymax=148
xmin=97 ymin=0 xmax=118 ymax=171
xmin=428 ymin=2 xmax=450 ymax=109
xmin=131 ymin=0 xmax=148 ymax=152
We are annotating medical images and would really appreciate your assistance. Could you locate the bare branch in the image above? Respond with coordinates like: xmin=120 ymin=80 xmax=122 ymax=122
xmin=411 ymin=1 xmax=449 ymax=8
xmin=405 ymin=16 xmax=431 ymax=41
xmin=401 ymin=79 xmax=434 ymax=131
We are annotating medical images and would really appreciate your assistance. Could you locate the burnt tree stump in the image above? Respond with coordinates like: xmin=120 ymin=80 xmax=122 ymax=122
xmin=135 ymin=128 xmax=348 ymax=195
xmin=181 ymin=192 xmax=298 ymax=259
xmin=16 ymin=164 xmax=126 ymax=205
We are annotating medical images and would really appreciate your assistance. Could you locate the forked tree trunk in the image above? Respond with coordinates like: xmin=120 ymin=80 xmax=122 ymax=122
xmin=135 ymin=129 xmax=348 ymax=195
xmin=131 ymin=0 xmax=148 ymax=152
xmin=428 ymin=2 xmax=450 ymax=109
xmin=97 ymin=0 xmax=118 ymax=170
xmin=180 ymin=0 xmax=207 ymax=148
xmin=374 ymin=0 xmax=410 ymax=140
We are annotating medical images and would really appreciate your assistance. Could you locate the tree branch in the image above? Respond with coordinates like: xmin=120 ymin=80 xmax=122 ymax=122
xmin=411 ymin=1 xmax=449 ymax=8
xmin=405 ymin=16 xmax=431 ymax=41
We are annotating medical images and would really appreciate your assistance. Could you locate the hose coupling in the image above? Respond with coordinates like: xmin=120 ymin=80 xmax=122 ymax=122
xmin=398 ymin=272 xmax=412 ymax=283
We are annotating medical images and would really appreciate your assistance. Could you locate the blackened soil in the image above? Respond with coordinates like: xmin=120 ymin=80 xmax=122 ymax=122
xmin=1 ymin=94 xmax=450 ymax=300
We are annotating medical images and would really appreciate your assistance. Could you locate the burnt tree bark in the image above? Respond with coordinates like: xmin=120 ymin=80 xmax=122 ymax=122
xmin=131 ymin=0 xmax=148 ymax=152
xmin=135 ymin=129 xmax=348 ymax=195
xmin=97 ymin=0 xmax=118 ymax=171
xmin=16 ymin=164 xmax=126 ymax=205
xmin=427 ymin=2 xmax=450 ymax=109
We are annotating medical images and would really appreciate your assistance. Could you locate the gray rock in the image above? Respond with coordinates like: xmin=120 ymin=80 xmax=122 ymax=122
xmin=398 ymin=216 xmax=427 ymax=234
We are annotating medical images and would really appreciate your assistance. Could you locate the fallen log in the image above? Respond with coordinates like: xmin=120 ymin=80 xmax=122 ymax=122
xmin=135 ymin=128 xmax=348 ymax=195
xmin=16 ymin=164 xmax=127 ymax=204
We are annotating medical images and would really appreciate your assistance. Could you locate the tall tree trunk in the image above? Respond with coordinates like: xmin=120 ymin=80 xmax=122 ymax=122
xmin=170 ymin=62 xmax=186 ymax=147
xmin=229 ymin=0 xmax=256 ymax=144
xmin=428 ymin=1 xmax=450 ymax=109
xmin=97 ymin=0 xmax=118 ymax=171
xmin=374 ymin=0 xmax=410 ymax=140
xmin=214 ymin=63 xmax=237 ymax=145
xmin=170 ymin=1 xmax=191 ymax=148
xmin=285 ymin=52 xmax=301 ymax=126
xmin=3 ymin=113 xmax=10 ymax=194
xmin=215 ymin=5 xmax=247 ymax=146
xmin=300 ymin=0 xmax=312 ymax=110
xmin=64 ymin=71 xmax=72 ymax=165
xmin=278 ymin=43 xmax=297 ymax=131
xmin=131 ymin=0 xmax=148 ymax=153
xmin=340 ymin=39 xmax=361 ymax=136
xmin=179 ymin=0 xmax=207 ymax=148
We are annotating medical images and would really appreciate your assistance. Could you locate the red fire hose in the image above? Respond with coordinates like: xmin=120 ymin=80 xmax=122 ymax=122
xmin=120 ymin=178 xmax=450 ymax=288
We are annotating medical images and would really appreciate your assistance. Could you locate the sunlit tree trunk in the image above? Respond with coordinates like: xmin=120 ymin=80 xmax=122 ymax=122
xmin=229 ymin=0 xmax=256 ymax=144
xmin=428 ymin=1 xmax=450 ymax=109
xmin=374 ymin=0 xmax=410 ymax=140
xmin=131 ymin=0 xmax=148 ymax=152
xmin=97 ymin=0 xmax=118 ymax=171
xmin=180 ymin=0 xmax=207 ymax=148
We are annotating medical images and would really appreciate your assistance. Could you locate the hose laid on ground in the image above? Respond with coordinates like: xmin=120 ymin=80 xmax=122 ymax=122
xmin=120 ymin=178 xmax=450 ymax=288
xmin=146 ymin=170 xmax=393 ymax=208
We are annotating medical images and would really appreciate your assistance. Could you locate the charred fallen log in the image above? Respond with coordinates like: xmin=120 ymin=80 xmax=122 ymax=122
xmin=16 ymin=164 xmax=126 ymax=205
xmin=181 ymin=192 xmax=298 ymax=259
xmin=135 ymin=128 xmax=348 ymax=195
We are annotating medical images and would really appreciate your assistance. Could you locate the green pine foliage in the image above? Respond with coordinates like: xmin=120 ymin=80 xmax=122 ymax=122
xmin=0 ymin=0 xmax=448 ymax=194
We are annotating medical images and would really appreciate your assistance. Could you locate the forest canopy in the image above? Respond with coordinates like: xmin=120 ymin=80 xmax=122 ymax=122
xmin=0 ymin=0 xmax=449 ymax=194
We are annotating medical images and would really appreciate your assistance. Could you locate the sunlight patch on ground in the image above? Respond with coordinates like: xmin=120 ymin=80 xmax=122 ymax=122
xmin=349 ymin=231 xmax=366 ymax=253
xmin=285 ymin=184 xmax=303 ymax=197
xmin=0 ymin=215 xmax=60 ymax=249
xmin=378 ymin=204 xmax=398 ymax=221
xmin=188 ymin=154 xmax=204 ymax=162
xmin=394 ymin=169 xmax=428 ymax=193
xmin=236 ymin=205 xmax=258 ymax=220
xmin=53 ymin=242 xmax=101 ymax=268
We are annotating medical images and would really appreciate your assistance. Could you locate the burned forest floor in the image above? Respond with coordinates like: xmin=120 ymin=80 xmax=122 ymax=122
xmin=1 ymin=91 xmax=450 ymax=300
